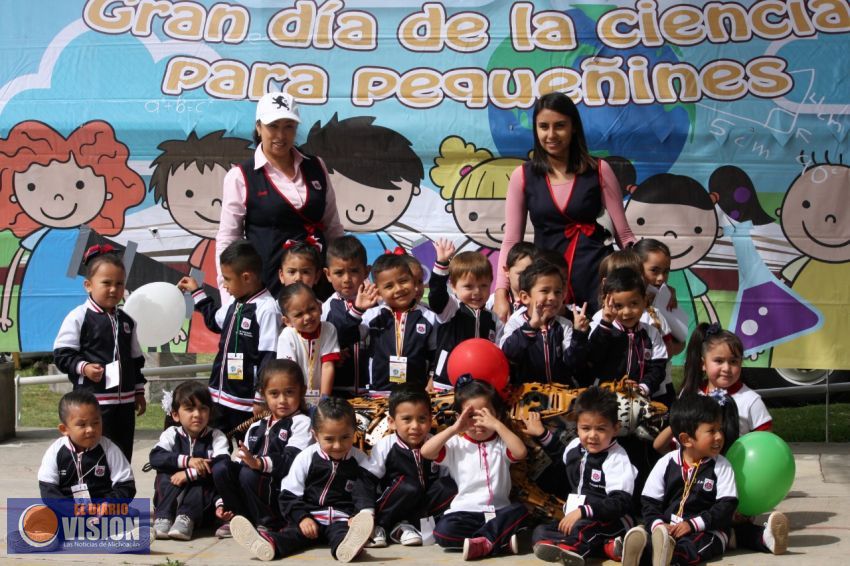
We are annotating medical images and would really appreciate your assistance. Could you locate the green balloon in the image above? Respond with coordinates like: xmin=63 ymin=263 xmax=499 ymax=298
xmin=725 ymin=432 xmax=795 ymax=516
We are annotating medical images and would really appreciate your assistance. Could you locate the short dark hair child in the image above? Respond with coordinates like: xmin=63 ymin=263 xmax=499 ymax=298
xmin=180 ymin=240 xmax=280 ymax=438
xmin=502 ymin=258 xmax=587 ymax=386
xmin=371 ymin=253 xmax=413 ymax=281
xmin=534 ymin=249 xmax=569 ymax=277
xmin=505 ymin=241 xmax=537 ymax=271
xmin=327 ymin=235 xmax=368 ymax=266
xmin=640 ymin=394 xmax=737 ymax=565
xmin=530 ymin=385 xmax=638 ymax=564
xmin=601 ymin=266 xmax=646 ymax=296
xmin=39 ymin=390 xmax=136 ymax=510
xmin=366 ymin=385 xmax=457 ymax=547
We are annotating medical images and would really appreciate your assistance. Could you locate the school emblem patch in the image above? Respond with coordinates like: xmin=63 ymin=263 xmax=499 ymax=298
xmin=312 ymin=180 xmax=322 ymax=191
xmin=123 ymin=322 xmax=131 ymax=334
xmin=345 ymin=480 xmax=354 ymax=492
xmin=279 ymin=430 xmax=289 ymax=441
xmin=703 ymin=479 xmax=714 ymax=491
xmin=416 ymin=323 xmax=426 ymax=334
xmin=241 ymin=318 xmax=252 ymax=330
xmin=94 ymin=465 xmax=106 ymax=477
xmin=591 ymin=469 xmax=602 ymax=482
xmin=644 ymin=348 xmax=652 ymax=360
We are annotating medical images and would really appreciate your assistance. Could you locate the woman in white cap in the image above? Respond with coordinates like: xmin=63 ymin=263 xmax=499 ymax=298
xmin=216 ymin=92 xmax=344 ymax=297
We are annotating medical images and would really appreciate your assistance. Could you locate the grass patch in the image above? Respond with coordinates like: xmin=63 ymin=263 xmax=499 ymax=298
xmin=771 ymin=403 xmax=850 ymax=442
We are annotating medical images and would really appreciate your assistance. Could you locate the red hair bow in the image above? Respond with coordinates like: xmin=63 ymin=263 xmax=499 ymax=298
xmin=284 ymin=237 xmax=323 ymax=252
xmin=385 ymin=246 xmax=406 ymax=256
xmin=83 ymin=244 xmax=115 ymax=265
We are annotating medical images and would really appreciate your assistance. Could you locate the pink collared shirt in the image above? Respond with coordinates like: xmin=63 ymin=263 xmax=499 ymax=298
xmin=215 ymin=145 xmax=344 ymax=296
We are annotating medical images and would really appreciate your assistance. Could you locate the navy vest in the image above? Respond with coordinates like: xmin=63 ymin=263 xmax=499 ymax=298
xmin=523 ymin=161 xmax=612 ymax=311
xmin=241 ymin=153 xmax=328 ymax=295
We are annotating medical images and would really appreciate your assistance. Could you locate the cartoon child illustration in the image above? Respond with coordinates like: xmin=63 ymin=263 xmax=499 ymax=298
xmin=431 ymin=136 xmax=525 ymax=251
xmin=299 ymin=114 xmax=423 ymax=264
xmin=0 ymin=120 xmax=145 ymax=351
xmin=623 ymin=172 xmax=723 ymax=342
xmin=149 ymin=130 xmax=253 ymax=353
xmin=772 ymin=159 xmax=850 ymax=369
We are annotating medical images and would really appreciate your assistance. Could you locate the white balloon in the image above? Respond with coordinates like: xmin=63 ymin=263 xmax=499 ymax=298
xmin=123 ymin=282 xmax=186 ymax=347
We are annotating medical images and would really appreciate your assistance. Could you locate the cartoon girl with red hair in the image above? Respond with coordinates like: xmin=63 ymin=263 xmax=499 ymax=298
xmin=0 ymin=120 xmax=145 ymax=351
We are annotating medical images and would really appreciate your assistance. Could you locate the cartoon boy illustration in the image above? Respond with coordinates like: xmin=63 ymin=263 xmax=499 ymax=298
xmin=149 ymin=130 xmax=253 ymax=353
xmin=623 ymin=172 xmax=723 ymax=341
xmin=772 ymin=160 xmax=850 ymax=369
xmin=299 ymin=114 xmax=423 ymax=263
xmin=0 ymin=120 xmax=145 ymax=352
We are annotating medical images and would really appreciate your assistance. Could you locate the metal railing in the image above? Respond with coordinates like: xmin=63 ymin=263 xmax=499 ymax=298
xmin=14 ymin=363 xmax=214 ymax=426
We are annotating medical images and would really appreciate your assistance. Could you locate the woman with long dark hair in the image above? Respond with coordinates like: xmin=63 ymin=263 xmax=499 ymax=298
xmin=494 ymin=93 xmax=635 ymax=319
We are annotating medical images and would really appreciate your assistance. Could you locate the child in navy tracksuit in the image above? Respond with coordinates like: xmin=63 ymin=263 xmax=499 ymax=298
xmin=322 ymin=236 xmax=374 ymax=396
xmin=429 ymin=239 xmax=503 ymax=390
xmin=53 ymin=246 xmax=145 ymax=462
xmin=500 ymin=258 xmax=590 ymax=385
xmin=422 ymin=379 xmax=529 ymax=560
xmin=349 ymin=253 xmax=436 ymax=392
xmin=150 ymin=381 xmax=230 ymax=541
xmin=178 ymin=240 xmax=281 ymax=437
xmin=365 ymin=385 xmax=457 ymax=547
xmin=229 ymin=398 xmax=376 ymax=562
xmin=637 ymin=395 xmax=738 ymax=566
xmin=213 ymin=360 xmax=313 ymax=534
xmin=528 ymin=387 xmax=641 ymax=565
xmin=38 ymin=390 xmax=136 ymax=505
xmin=584 ymin=267 xmax=668 ymax=396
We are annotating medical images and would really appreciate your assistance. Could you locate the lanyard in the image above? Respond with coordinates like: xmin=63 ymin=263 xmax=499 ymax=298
xmin=394 ymin=311 xmax=408 ymax=357
xmin=412 ymin=448 xmax=426 ymax=487
xmin=676 ymin=453 xmax=703 ymax=519
xmin=298 ymin=332 xmax=319 ymax=390
xmin=576 ymin=449 xmax=589 ymax=494
xmin=479 ymin=442 xmax=495 ymax=506
xmin=541 ymin=326 xmax=552 ymax=383
xmin=232 ymin=304 xmax=244 ymax=353
xmin=626 ymin=330 xmax=646 ymax=380
xmin=67 ymin=440 xmax=103 ymax=486
xmin=107 ymin=311 xmax=119 ymax=362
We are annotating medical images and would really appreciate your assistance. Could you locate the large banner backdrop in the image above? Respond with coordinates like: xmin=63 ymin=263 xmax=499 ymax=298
xmin=1 ymin=0 xmax=848 ymax=370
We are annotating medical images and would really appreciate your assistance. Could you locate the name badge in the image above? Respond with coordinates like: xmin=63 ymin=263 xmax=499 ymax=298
xmin=670 ymin=513 xmax=684 ymax=525
xmin=564 ymin=493 xmax=586 ymax=514
xmin=420 ymin=516 xmax=436 ymax=545
xmin=306 ymin=389 xmax=321 ymax=407
xmin=227 ymin=353 xmax=244 ymax=380
xmin=104 ymin=360 xmax=121 ymax=389
xmin=72 ymin=483 xmax=91 ymax=503
xmin=482 ymin=505 xmax=496 ymax=523
xmin=389 ymin=355 xmax=407 ymax=384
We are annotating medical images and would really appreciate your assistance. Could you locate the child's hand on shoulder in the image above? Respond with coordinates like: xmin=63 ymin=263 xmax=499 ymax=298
xmin=84 ymin=363 xmax=104 ymax=383
xmin=558 ymin=508 xmax=582 ymax=535
xmin=354 ymin=282 xmax=379 ymax=312
xmin=523 ymin=411 xmax=545 ymax=438
xmin=177 ymin=276 xmax=200 ymax=293
xmin=299 ymin=517 xmax=319 ymax=539
xmin=433 ymin=238 xmax=456 ymax=264
xmin=572 ymin=302 xmax=589 ymax=333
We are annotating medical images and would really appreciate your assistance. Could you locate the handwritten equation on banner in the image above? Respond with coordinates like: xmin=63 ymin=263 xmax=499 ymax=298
xmin=83 ymin=0 xmax=850 ymax=109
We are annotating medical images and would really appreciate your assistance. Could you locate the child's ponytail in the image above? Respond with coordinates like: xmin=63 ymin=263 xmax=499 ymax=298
xmin=682 ymin=322 xmax=712 ymax=397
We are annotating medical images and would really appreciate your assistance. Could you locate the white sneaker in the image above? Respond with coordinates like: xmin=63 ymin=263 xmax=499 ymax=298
xmin=621 ymin=526 xmax=648 ymax=566
xmin=508 ymin=533 xmax=519 ymax=555
xmin=230 ymin=515 xmax=275 ymax=562
xmin=167 ymin=515 xmax=194 ymax=541
xmin=366 ymin=525 xmax=388 ymax=548
xmin=763 ymin=512 xmax=789 ymax=555
xmin=651 ymin=527 xmax=673 ymax=566
xmin=153 ymin=517 xmax=172 ymax=540
xmin=391 ymin=522 xmax=422 ymax=546
xmin=337 ymin=510 xmax=374 ymax=562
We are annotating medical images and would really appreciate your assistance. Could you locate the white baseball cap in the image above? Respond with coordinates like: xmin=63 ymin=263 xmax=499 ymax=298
xmin=256 ymin=92 xmax=300 ymax=125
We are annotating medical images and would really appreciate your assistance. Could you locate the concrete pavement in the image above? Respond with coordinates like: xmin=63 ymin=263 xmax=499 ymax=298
xmin=1 ymin=429 xmax=848 ymax=565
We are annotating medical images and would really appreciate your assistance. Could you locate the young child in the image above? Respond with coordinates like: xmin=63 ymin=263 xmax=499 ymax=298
xmin=592 ymin=251 xmax=677 ymax=406
xmin=634 ymin=238 xmax=688 ymax=347
xmin=584 ymin=267 xmax=668 ymax=398
xmin=53 ymin=245 xmax=145 ymax=462
xmin=365 ymin=384 xmax=457 ymax=547
xmin=422 ymin=378 xmax=529 ymax=560
xmin=500 ymin=258 xmax=590 ymax=385
xmin=487 ymin=241 xmax=536 ymax=315
xmin=638 ymin=395 xmax=738 ymax=566
xmin=38 ymin=390 xmax=136 ymax=510
xmin=357 ymin=253 xmax=437 ymax=392
xmin=322 ymin=236 xmax=376 ymax=396
xmin=213 ymin=359 xmax=313 ymax=536
xmin=178 ymin=240 xmax=280 ymax=436
xmin=429 ymin=239 xmax=503 ymax=389
xmin=149 ymin=380 xmax=230 ymax=540
xmin=680 ymin=322 xmax=786 ymax=555
xmin=527 ymin=387 xmax=642 ymax=566
xmin=229 ymin=397 xmax=376 ymax=563
xmin=280 ymin=239 xmax=322 ymax=288
xmin=277 ymin=282 xmax=341 ymax=404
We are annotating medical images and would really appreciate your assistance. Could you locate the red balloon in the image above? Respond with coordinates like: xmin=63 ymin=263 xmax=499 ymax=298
xmin=447 ymin=338 xmax=510 ymax=393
